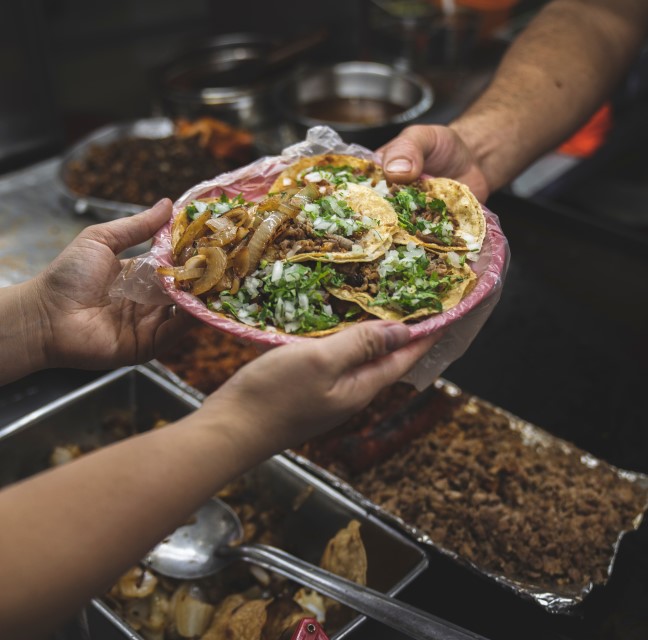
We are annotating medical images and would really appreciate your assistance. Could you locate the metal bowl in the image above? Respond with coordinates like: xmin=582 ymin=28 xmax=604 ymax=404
xmin=275 ymin=61 xmax=433 ymax=148
xmin=155 ymin=33 xmax=280 ymax=129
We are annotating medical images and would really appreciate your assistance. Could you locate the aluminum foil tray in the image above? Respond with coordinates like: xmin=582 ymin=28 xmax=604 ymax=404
xmin=0 ymin=364 xmax=428 ymax=640
xmin=284 ymin=379 xmax=648 ymax=613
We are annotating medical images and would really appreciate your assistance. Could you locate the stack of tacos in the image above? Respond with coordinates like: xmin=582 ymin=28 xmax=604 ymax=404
xmin=159 ymin=153 xmax=486 ymax=336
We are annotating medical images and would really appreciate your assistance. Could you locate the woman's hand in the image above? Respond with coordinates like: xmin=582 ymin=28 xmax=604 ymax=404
xmin=377 ymin=124 xmax=491 ymax=202
xmin=204 ymin=321 xmax=440 ymax=456
xmin=27 ymin=199 xmax=187 ymax=372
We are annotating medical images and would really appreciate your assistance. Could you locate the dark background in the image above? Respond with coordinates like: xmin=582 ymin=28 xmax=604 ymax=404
xmin=2 ymin=1 xmax=648 ymax=638
xmin=1 ymin=0 xmax=547 ymax=169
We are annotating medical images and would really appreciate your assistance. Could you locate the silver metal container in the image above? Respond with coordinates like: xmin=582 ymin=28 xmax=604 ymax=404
xmin=285 ymin=378 xmax=648 ymax=613
xmin=275 ymin=61 xmax=433 ymax=148
xmin=0 ymin=364 xmax=428 ymax=640
xmin=56 ymin=117 xmax=174 ymax=221
xmin=155 ymin=33 xmax=280 ymax=130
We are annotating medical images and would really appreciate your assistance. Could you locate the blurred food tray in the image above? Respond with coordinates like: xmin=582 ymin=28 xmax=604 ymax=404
xmin=286 ymin=379 xmax=648 ymax=613
xmin=0 ymin=364 xmax=429 ymax=640
xmin=57 ymin=117 xmax=257 ymax=222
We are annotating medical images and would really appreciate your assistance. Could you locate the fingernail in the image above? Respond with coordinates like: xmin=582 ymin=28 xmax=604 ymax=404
xmin=385 ymin=159 xmax=412 ymax=173
xmin=384 ymin=324 xmax=410 ymax=352
xmin=152 ymin=198 xmax=170 ymax=208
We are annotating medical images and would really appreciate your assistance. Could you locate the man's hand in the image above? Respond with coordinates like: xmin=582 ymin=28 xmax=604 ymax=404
xmin=377 ymin=124 xmax=491 ymax=202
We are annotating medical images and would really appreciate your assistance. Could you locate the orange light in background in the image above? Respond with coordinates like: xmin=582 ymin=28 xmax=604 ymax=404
xmin=558 ymin=103 xmax=613 ymax=158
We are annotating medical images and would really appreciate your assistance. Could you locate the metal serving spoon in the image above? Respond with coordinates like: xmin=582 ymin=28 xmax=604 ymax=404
xmin=144 ymin=499 xmax=488 ymax=640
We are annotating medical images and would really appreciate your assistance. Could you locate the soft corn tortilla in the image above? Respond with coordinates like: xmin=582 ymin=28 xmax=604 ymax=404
xmin=275 ymin=182 xmax=399 ymax=264
xmin=393 ymin=177 xmax=486 ymax=253
xmin=269 ymin=153 xmax=384 ymax=194
xmin=327 ymin=250 xmax=477 ymax=321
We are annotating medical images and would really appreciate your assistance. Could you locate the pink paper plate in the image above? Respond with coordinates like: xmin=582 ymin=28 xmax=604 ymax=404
xmin=153 ymin=169 xmax=508 ymax=347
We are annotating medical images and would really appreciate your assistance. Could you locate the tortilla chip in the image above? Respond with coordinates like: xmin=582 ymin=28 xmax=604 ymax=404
xmin=318 ymin=520 xmax=368 ymax=626
xmin=393 ymin=177 xmax=486 ymax=253
xmin=201 ymin=594 xmax=247 ymax=640
xmin=269 ymin=154 xmax=384 ymax=194
xmin=320 ymin=520 xmax=367 ymax=585
xmin=202 ymin=595 xmax=268 ymax=640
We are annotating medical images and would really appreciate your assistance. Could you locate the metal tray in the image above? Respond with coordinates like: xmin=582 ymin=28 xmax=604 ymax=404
xmin=0 ymin=364 xmax=428 ymax=640
xmin=283 ymin=378 xmax=648 ymax=613
xmin=56 ymin=118 xmax=175 ymax=221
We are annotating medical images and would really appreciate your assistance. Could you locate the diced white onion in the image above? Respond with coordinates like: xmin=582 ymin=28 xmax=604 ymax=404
xmin=284 ymin=300 xmax=296 ymax=320
xmin=194 ymin=201 xmax=208 ymax=213
xmin=466 ymin=252 xmax=480 ymax=262
xmin=327 ymin=197 xmax=344 ymax=216
xmin=212 ymin=202 xmax=231 ymax=214
xmin=304 ymin=171 xmax=322 ymax=182
xmin=322 ymin=304 xmax=333 ymax=316
xmin=441 ymin=220 xmax=454 ymax=236
xmin=372 ymin=179 xmax=389 ymax=197
xmin=244 ymin=277 xmax=261 ymax=297
xmin=447 ymin=251 xmax=462 ymax=268
xmin=249 ymin=565 xmax=271 ymax=586
xmin=298 ymin=293 xmax=309 ymax=310
xmin=282 ymin=178 xmax=292 ymax=186
xmin=271 ymin=261 xmax=284 ymax=282
xmin=458 ymin=231 xmax=481 ymax=251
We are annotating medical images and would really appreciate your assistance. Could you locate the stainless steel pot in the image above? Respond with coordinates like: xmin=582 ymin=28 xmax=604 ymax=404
xmin=155 ymin=33 xmax=280 ymax=130
xmin=275 ymin=61 xmax=433 ymax=148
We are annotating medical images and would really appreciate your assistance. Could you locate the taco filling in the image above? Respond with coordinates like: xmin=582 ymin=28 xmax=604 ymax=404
xmin=270 ymin=153 xmax=387 ymax=195
xmin=160 ymin=155 xmax=486 ymax=335
xmin=268 ymin=191 xmax=379 ymax=260
xmin=329 ymin=242 xmax=475 ymax=319
xmin=210 ymin=260 xmax=349 ymax=334
xmin=264 ymin=182 xmax=396 ymax=263
xmin=388 ymin=183 xmax=465 ymax=248
xmin=389 ymin=178 xmax=485 ymax=253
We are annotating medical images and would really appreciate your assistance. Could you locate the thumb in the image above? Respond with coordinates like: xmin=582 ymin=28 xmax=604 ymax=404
xmin=83 ymin=199 xmax=173 ymax=255
xmin=377 ymin=124 xmax=431 ymax=183
xmin=319 ymin=321 xmax=412 ymax=376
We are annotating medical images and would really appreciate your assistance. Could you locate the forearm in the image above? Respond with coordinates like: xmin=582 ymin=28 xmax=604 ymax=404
xmin=0 ymin=409 xmax=266 ymax=639
xmin=0 ymin=281 xmax=49 ymax=384
xmin=451 ymin=0 xmax=648 ymax=192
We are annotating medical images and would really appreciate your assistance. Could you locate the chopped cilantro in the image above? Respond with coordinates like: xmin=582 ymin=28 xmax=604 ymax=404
xmin=185 ymin=193 xmax=249 ymax=220
xmin=214 ymin=262 xmax=344 ymax=334
xmin=299 ymin=164 xmax=370 ymax=187
xmin=388 ymin=187 xmax=454 ymax=245
xmin=344 ymin=306 xmax=364 ymax=320
xmin=317 ymin=164 xmax=369 ymax=185
xmin=370 ymin=244 xmax=462 ymax=314
xmin=300 ymin=195 xmax=377 ymax=238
